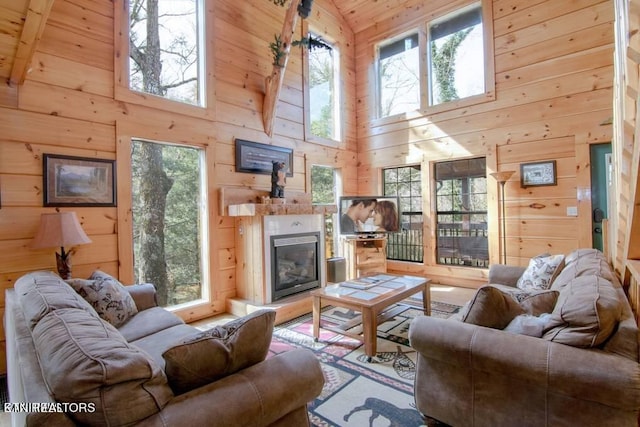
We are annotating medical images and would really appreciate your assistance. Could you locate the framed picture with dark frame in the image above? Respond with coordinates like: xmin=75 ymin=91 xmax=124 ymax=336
xmin=520 ymin=160 xmax=557 ymax=188
xmin=43 ymin=154 xmax=116 ymax=207
xmin=235 ymin=139 xmax=293 ymax=177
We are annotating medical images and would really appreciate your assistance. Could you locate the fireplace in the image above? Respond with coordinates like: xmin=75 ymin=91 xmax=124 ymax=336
xmin=264 ymin=215 xmax=325 ymax=303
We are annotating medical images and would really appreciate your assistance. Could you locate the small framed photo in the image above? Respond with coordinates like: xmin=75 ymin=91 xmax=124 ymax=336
xmin=520 ymin=160 xmax=557 ymax=188
xmin=43 ymin=154 xmax=116 ymax=207
xmin=235 ymin=139 xmax=293 ymax=177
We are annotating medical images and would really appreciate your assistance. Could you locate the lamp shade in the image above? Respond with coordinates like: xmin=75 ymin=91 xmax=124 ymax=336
xmin=31 ymin=212 xmax=92 ymax=249
xmin=490 ymin=170 xmax=516 ymax=183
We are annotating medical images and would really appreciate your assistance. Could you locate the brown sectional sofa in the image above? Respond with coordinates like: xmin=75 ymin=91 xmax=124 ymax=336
xmin=5 ymin=270 xmax=324 ymax=426
xmin=409 ymin=249 xmax=640 ymax=426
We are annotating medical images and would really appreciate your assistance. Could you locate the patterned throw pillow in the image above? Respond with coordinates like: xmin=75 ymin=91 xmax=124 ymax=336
xmin=163 ymin=309 xmax=275 ymax=394
xmin=516 ymin=254 xmax=565 ymax=291
xmin=66 ymin=270 xmax=138 ymax=327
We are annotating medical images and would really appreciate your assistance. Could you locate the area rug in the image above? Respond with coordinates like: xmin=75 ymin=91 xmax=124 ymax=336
xmin=269 ymin=301 xmax=461 ymax=427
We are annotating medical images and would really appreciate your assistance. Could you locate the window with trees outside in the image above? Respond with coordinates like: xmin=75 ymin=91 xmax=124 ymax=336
xmin=128 ymin=0 xmax=205 ymax=107
xmin=435 ymin=158 xmax=488 ymax=268
xmin=131 ymin=139 xmax=209 ymax=308
xmin=383 ymin=166 xmax=423 ymax=262
xmin=307 ymin=33 xmax=341 ymax=142
xmin=311 ymin=165 xmax=338 ymax=257
xmin=377 ymin=1 xmax=490 ymax=118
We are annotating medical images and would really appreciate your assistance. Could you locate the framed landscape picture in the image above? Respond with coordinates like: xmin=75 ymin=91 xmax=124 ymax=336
xmin=520 ymin=160 xmax=557 ymax=188
xmin=43 ymin=154 xmax=116 ymax=207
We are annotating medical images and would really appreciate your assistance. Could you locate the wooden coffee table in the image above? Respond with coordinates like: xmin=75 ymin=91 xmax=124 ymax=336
xmin=311 ymin=273 xmax=430 ymax=361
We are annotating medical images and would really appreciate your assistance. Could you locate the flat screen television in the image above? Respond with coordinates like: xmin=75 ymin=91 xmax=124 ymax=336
xmin=338 ymin=196 xmax=401 ymax=235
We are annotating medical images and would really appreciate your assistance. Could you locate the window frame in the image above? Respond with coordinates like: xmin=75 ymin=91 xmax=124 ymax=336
xmin=302 ymin=26 xmax=344 ymax=147
xmin=373 ymin=0 xmax=494 ymax=122
xmin=114 ymin=0 xmax=215 ymax=119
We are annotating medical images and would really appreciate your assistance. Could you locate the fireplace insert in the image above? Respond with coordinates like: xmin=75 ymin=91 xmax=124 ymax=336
xmin=270 ymin=232 xmax=321 ymax=301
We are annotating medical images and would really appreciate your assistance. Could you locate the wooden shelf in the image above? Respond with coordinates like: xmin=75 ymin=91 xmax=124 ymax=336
xmin=219 ymin=187 xmax=336 ymax=217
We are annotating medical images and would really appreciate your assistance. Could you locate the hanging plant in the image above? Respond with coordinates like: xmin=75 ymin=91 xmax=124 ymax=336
xmin=268 ymin=0 xmax=321 ymax=67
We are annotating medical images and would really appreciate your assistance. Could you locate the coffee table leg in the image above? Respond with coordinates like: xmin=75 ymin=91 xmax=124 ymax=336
xmin=362 ymin=308 xmax=375 ymax=362
xmin=423 ymin=282 xmax=431 ymax=316
xmin=312 ymin=295 xmax=320 ymax=342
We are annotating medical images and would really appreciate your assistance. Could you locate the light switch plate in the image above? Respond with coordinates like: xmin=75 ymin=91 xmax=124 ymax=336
xmin=567 ymin=206 xmax=578 ymax=216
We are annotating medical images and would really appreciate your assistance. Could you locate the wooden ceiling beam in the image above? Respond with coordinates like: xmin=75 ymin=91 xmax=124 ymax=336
xmin=262 ymin=0 xmax=302 ymax=137
xmin=9 ymin=0 xmax=55 ymax=87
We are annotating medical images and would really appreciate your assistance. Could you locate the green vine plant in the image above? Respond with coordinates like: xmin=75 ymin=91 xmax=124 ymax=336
xmin=270 ymin=34 xmax=330 ymax=67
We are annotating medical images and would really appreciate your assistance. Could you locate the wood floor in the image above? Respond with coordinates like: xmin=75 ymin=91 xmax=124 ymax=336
xmin=191 ymin=284 xmax=476 ymax=329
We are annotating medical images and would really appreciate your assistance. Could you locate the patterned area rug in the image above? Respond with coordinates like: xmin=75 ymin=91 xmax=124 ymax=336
xmin=269 ymin=302 xmax=461 ymax=427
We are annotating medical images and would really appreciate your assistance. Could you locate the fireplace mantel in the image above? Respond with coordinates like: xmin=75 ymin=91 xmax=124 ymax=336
xmin=219 ymin=187 xmax=337 ymax=217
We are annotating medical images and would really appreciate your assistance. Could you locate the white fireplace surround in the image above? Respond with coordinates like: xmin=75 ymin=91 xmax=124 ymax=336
xmin=263 ymin=215 xmax=326 ymax=303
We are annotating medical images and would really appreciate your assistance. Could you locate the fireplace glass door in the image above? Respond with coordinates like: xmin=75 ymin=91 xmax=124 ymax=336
xmin=270 ymin=232 xmax=320 ymax=301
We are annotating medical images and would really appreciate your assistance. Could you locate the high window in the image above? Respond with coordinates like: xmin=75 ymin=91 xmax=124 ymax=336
xmin=128 ymin=0 xmax=205 ymax=106
xmin=131 ymin=139 xmax=209 ymax=307
xmin=376 ymin=1 xmax=492 ymax=118
xmin=306 ymin=33 xmax=341 ymax=142
xmin=383 ymin=166 xmax=423 ymax=262
xmin=435 ymin=158 xmax=488 ymax=267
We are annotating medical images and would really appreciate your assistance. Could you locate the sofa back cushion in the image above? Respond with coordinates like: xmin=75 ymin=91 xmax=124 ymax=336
xmin=459 ymin=286 xmax=525 ymax=329
xmin=15 ymin=270 xmax=95 ymax=329
xmin=543 ymin=276 xmax=622 ymax=347
xmin=32 ymin=308 xmax=173 ymax=426
xmin=551 ymin=248 xmax=616 ymax=290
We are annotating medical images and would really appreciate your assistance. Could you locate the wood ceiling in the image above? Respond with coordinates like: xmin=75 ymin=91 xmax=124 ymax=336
xmin=0 ymin=0 xmax=415 ymax=86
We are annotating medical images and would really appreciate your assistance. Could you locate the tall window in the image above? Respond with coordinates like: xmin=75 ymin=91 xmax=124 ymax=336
xmin=435 ymin=158 xmax=488 ymax=267
xmin=383 ymin=166 xmax=423 ymax=262
xmin=378 ymin=33 xmax=420 ymax=117
xmin=307 ymin=34 xmax=341 ymax=141
xmin=311 ymin=165 xmax=338 ymax=257
xmin=376 ymin=1 xmax=491 ymax=118
xmin=131 ymin=139 xmax=208 ymax=307
xmin=128 ymin=0 xmax=205 ymax=106
xmin=429 ymin=3 xmax=484 ymax=106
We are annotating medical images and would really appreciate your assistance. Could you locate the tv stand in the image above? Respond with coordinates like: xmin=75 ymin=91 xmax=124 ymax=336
xmin=341 ymin=236 xmax=387 ymax=280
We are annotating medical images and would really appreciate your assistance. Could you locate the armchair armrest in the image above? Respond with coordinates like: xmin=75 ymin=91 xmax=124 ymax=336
xmin=488 ymin=264 xmax=526 ymax=287
xmin=124 ymin=283 xmax=158 ymax=311
xmin=141 ymin=348 xmax=324 ymax=427
xmin=409 ymin=316 xmax=640 ymax=410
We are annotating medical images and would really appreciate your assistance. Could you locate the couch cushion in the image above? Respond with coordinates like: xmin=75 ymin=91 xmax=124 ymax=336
xmin=491 ymin=284 xmax=559 ymax=316
xmin=15 ymin=270 xmax=95 ymax=329
xmin=516 ymin=254 xmax=565 ymax=291
xmin=551 ymin=248 xmax=615 ymax=290
xmin=131 ymin=323 xmax=200 ymax=370
xmin=119 ymin=306 xmax=185 ymax=342
xmin=66 ymin=270 xmax=138 ymax=327
xmin=543 ymin=276 xmax=622 ymax=347
xmin=459 ymin=286 xmax=524 ymax=329
xmin=32 ymin=308 xmax=172 ymax=426
xmin=163 ymin=309 xmax=276 ymax=394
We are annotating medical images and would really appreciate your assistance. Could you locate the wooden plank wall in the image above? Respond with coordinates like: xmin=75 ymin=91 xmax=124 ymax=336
xmin=0 ymin=0 xmax=356 ymax=374
xmin=355 ymin=0 xmax=614 ymax=286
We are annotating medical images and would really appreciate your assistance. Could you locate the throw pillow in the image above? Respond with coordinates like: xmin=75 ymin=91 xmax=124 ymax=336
xmin=459 ymin=285 xmax=524 ymax=329
xmin=510 ymin=289 xmax=559 ymax=316
xmin=66 ymin=270 xmax=138 ymax=328
xmin=163 ymin=309 xmax=276 ymax=394
xmin=516 ymin=254 xmax=565 ymax=291
xmin=543 ymin=276 xmax=622 ymax=347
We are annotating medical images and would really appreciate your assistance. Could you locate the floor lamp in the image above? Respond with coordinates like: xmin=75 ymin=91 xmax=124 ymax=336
xmin=490 ymin=171 xmax=515 ymax=264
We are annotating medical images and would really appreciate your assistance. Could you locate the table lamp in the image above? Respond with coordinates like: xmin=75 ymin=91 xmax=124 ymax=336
xmin=31 ymin=212 xmax=92 ymax=279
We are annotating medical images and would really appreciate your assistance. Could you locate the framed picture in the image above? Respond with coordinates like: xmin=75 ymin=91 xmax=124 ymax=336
xmin=520 ymin=160 xmax=557 ymax=188
xmin=235 ymin=139 xmax=293 ymax=177
xmin=43 ymin=154 xmax=116 ymax=207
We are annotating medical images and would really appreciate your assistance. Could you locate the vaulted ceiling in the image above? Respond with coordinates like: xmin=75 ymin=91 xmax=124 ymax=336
xmin=1 ymin=0 xmax=412 ymax=86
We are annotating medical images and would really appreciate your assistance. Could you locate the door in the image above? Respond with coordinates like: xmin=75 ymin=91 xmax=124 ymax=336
xmin=590 ymin=143 xmax=612 ymax=252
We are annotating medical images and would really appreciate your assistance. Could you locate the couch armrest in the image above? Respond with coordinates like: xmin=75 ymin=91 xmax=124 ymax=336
xmin=124 ymin=283 xmax=158 ymax=311
xmin=409 ymin=316 xmax=640 ymax=410
xmin=139 ymin=348 xmax=324 ymax=427
xmin=487 ymin=264 xmax=526 ymax=287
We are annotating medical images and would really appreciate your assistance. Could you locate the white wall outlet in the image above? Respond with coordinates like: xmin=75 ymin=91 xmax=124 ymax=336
xmin=567 ymin=206 xmax=578 ymax=217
